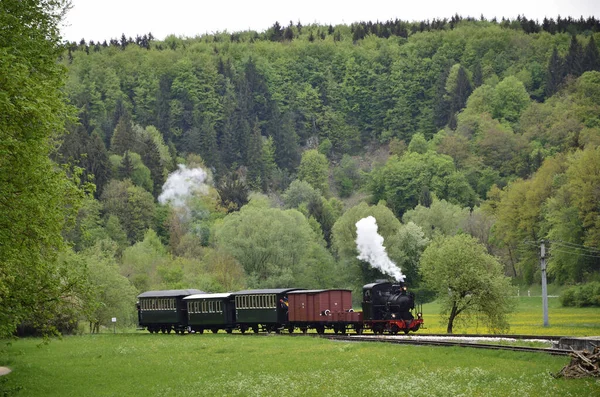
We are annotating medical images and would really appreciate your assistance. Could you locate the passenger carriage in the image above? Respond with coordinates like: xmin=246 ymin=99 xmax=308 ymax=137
xmin=137 ymin=289 xmax=205 ymax=334
xmin=184 ymin=293 xmax=236 ymax=334
xmin=232 ymin=288 xmax=300 ymax=333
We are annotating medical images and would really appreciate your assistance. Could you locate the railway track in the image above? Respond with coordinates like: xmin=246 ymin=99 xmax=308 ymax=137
xmin=314 ymin=334 xmax=572 ymax=356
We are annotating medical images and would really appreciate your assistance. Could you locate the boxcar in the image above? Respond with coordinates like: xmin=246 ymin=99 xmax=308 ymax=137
xmin=288 ymin=289 xmax=362 ymax=334
xmin=137 ymin=289 xmax=204 ymax=334
xmin=232 ymin=288 xmax=300 ymax=333
xmin=184 ymin=293 xmax=236 ymax=334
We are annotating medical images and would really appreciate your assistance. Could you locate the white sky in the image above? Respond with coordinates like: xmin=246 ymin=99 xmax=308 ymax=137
xmin=62 ymin=0 xmax=600 ymax=42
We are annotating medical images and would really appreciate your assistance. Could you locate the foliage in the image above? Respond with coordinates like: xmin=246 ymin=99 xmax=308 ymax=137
xmin=331 ymin=202 xmax=426 ymax=287
xmin=369 ymin=151 xmax=477 ymax=217
xmin=420 ymin=234 xmax=513 ymax=333
xmin=0 ymin=0 xmax=87 ymax=338
xmin=101 ymin=179 xmax=156 ymax=244
xmin=402 ymin=198 xmax=471 ymax=239
xmin=560 ymin=282 xmax=600 ymax=307
xmin=297 ymin=149 xmax=330 ymax=196
xmin=213 ymin=197 xmax=338 ymax=288
xmin=79 ymin=241 xmax=138 ymax=331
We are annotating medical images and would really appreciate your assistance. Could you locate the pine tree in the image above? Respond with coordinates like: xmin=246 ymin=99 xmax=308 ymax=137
xmin=546 ymin=47 xmax=564 ymax=97
xmin=246 ymin=121 xmax=264 ymax=189
xmin=565 ymin=35 xmax=583 ymax=77
xmin=433 ymin=66 xmax=452 ymax=129
xmin=452 ymin=66 xmax=472 ymax=112
xmin=86 ymin=132 xmax=111 ymax=197
xmin=119 ymin=151 xmax=134 ymax=179
xmin=582 ymin=36 xmax=600 ymax=72
xmin=139 ymin=135 xmax=164 ymax=197
xmin=110 ymin=113 xmax=136 ymax=155
xmin=155 ymin=75 xmax=171 ymax=142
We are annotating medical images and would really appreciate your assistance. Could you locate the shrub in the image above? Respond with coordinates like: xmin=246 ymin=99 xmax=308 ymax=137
xmin=560 ymin=282 xmax=600 ymax=307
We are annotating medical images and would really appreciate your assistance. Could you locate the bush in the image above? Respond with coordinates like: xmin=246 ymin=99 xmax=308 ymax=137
xmin=560 ymin=282 xmax=600 ymax=307
xmin=411 ymin=287 xmax=437 ymax=304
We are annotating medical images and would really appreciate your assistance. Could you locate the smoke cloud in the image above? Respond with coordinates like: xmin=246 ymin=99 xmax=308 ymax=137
xmin=158 ymin=165 xmax=209 ymax=207
xmin=355 ymin=216 xmax=405 ymax=282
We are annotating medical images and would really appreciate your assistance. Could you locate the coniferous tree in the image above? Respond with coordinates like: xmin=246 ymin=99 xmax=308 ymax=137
xmin=546 ymin=47 xmax=564 ymax=97
xmin=452 ymin=66 xmax=473 ymax=113
xmin=565 ymin=35 xmax=583 ymax=77
xmin=110 ymin=113 xmax=136 ymax=155
xmin=156 ymin=75 xmax=171 ymax=141
xmin=246 ymin=121 xmax=264 ymax=189
xmin=119 ymin=151 xmax=134 ymax=179
xmin=433 ymin=66 xmax=452 ymax=129
xmin=199 ymin=118 xmax=219 ymax=169
xmin=582 ymin=36 xmax=600 ymax=72
xmin=86 ymin=132 xmax=111 ymax=197
xmin=139 ymin=135 xmax=164 ymax=197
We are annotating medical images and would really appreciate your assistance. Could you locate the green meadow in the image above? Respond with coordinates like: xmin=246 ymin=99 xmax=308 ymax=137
xmin=1 ymin=333 xmax=599 ymax=397
xmin=421 ymin=296 xmax=600 ymax=336
xmin=2 ymin=297 xmax=599 ymax=396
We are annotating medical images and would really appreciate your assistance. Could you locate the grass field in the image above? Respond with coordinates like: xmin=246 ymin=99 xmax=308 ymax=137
xmin=1 ymin=333 xmax=599 ymax=396
xmin=421 ymin=296 xmax=600 ymax=336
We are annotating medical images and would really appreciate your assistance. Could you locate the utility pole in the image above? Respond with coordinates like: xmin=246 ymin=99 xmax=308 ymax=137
xmin=540 ymin=240 xmax=549 ymax=327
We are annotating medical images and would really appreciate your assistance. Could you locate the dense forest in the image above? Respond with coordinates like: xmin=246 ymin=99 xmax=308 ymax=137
xmin=2 ymin=3 xmax=600 ymax=335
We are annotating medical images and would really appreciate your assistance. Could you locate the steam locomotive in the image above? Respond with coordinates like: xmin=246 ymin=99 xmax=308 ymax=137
xmin=137 ymin=280 xmax=423 ymax=335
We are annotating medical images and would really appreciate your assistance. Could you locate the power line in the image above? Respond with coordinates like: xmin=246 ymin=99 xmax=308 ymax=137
xmin=549 ymin=239 xmax=600 ymax=253
xmin=548 ymin=248 xmax=600 ymax=259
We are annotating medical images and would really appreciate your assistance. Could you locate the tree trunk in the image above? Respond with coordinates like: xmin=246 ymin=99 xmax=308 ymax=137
xmin=447 ymin=304 xmax=458 ymax=334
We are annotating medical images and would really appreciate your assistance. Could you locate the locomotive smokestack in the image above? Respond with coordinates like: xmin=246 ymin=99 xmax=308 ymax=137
xmin=355 ymin=216 xmax=406 ymax=282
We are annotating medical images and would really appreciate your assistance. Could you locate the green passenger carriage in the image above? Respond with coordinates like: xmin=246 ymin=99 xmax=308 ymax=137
xmin=137 ymin=289 xmax=204 ymax=334
xmin=184 ymin=293 xmax=236 ymax=334
xmin=232 ymin=288 xmax=300 ymax=333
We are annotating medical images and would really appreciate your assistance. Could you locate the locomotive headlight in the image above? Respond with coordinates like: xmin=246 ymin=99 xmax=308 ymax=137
xmin=391 ymin=314 xmax=396 ymax=318
xmin=417 ymin=312 xmax=422 ymax=319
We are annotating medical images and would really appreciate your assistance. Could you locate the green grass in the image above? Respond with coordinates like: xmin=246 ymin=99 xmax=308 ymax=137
xmin=421 ymin=296 xmax=600 ymax=336
xmin=1 ymin=334 xmax=599 ymax=396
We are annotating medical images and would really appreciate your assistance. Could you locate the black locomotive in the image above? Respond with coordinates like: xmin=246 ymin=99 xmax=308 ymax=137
xmin=136 ymin=281 xmax=423 ymax=335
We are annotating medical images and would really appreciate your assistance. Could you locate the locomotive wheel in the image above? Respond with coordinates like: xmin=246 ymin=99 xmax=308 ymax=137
xmin=300 ymin=327 xmax=307 ymax=334
xmin=355 ymin=327 xmax=363 ymax=335
xmin=391 ymin=325 xmax=400 ymax=335
xmin=288 ymin=326 xmax=294 ymax=333
xmin=333 ymin=327 xmax=339 ymax=334
xmin=252 ymin=325 xmax=259 ymax=334
xmin=404 ymin=329 xmax=410 ymax=335
xmin=198 ymin=328 xmax=204 ymax=334
xmin=240 ymin=327 xmax=246 ymax=334
xmin=167 ymin=328 xmax=171 ymax=334
xmin=226 ymin=328 xmax=232 ymax=334
xmin=161 ymin=328 xmax=166 ymax=334
xmin=211 ymin=328 xmax=218 ymax=334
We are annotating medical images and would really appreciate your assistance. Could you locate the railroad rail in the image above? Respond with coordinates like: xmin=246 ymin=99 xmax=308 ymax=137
xmin=314 ymin=334 xmax=571 ymax=356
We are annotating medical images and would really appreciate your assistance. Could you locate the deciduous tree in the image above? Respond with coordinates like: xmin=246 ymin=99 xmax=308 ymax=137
xmin=420 ymin=234 xmax=513 ymax=333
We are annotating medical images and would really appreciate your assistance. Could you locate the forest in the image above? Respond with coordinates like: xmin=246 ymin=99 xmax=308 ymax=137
xmin=2 ymin=2 xmax=600 ymax=336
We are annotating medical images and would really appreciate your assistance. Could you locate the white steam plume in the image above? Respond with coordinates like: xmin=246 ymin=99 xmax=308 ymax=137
xmin=158 ymin=165 xmax=209 ymax=207
xmin=355 ymin=216 xmax=405 ymax=282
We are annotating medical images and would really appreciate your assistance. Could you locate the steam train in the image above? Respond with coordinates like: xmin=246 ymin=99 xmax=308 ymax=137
xmin=137 ymin=280 xmax=423 ymax=335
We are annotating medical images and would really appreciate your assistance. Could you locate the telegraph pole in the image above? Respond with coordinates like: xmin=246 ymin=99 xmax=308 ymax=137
xmin=540 ymin=240 xmax=549 ymax=327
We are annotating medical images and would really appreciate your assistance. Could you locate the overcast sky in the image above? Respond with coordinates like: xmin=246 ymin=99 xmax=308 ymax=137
xmin=62 ymin=0 xmax=600 ymax=42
